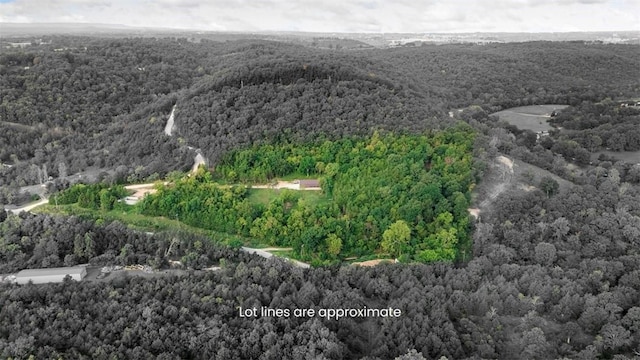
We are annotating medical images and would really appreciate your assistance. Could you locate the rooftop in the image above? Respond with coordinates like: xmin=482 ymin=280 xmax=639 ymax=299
xmin=16 ymin=266 xmax=86 ymax=277
xmin=298 ymin=179 xmax=321 ymax=188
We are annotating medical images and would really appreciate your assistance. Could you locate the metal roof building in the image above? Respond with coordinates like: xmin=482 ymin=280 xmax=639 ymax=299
xmin=15 ymin=266 xmax=87 ymax=284
xmin=298 ymin=179 xmax=321 ymax=189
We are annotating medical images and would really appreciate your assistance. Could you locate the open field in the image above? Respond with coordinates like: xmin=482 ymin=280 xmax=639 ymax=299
xmin=513 ymin=158 xmax=574 ymax=192
xmin=246 ymin=187 xmax=329 ymax=206
xmin=591 ymin=150 xmax=640 ymax=164
xmin=491 ymin=104 xmax=569 ymax=132
xmin=33 ymin=203 xmax=247 ymax=243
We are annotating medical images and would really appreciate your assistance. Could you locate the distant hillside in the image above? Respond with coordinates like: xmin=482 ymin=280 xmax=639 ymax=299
xmin=0 ymin=37 xmax=638 ymax=190
xmin=366 ymin=41 xmax=640 ymax=110
xmin=171 ymin=42 xmax=437 ymax=162
xmin=0 ymin=23 xmax=184 ymax=37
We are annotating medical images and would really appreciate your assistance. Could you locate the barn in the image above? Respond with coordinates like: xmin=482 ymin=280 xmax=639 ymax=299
xmin=15 ymin=266 xmax=87 ymax=284
xmin=297 ymin=179 xmax=321 ymax=189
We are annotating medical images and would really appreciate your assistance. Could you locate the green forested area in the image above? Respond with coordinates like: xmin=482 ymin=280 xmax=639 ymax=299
xmin=139 ymin=127 xmax=475 ymax=264
xmin=53 ymin=183 xmax=128 ymax=211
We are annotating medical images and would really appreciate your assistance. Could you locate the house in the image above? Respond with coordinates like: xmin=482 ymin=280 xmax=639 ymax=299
xmin=8 ymin=42 xmax=31 ymax=48
xmin=536 ymin=130 xmax=550 ymax=141
xmin=297 ymin=179 xmax=321 ymax=189
xmin=15 ymin=266 xmax=87 ymax=284
xmin=123 ymin=188 xmax=157 ymax=205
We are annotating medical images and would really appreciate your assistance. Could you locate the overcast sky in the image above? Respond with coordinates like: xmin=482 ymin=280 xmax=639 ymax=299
xmin=0 ymin=0 xmax=638 ymax=33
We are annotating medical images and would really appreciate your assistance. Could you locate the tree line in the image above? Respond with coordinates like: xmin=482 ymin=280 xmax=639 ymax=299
xmin=0 ymin=211 xmax=252 ymax=274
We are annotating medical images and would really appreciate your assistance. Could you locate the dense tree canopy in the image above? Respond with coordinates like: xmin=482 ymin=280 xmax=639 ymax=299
xmin=138 ymin=128 xmax=475 ymax=264
xmin=1 ymin=38 xmax=638 ymax=192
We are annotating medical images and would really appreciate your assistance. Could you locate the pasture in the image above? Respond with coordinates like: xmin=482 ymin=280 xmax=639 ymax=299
xmin=591 ymin=150 xmax=640 ymax=164
xmin=491 ymin=104 xmax=569 ymax=132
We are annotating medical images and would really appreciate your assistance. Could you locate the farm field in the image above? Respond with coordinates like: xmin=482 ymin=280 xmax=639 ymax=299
xmin=491 ymin=104 xmax=569 ymax=132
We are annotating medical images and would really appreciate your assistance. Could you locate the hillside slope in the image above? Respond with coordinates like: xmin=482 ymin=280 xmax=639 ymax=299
xmin=1 ymin=38 xmax=638 ymax=190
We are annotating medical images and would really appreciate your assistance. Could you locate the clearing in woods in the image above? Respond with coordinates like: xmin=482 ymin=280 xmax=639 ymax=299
xmin=470 ymin=154 xmax=573 ymax=219
xmin=491 ymin=104 xmax=569 ymax=132
xmin=591 ymin=150 xmax=640 ymax=164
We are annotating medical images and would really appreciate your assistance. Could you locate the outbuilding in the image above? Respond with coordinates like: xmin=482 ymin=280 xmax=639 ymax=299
xmin=15 ymin=266 xmax=87 ymax=284
xmin=297 ymin=179 xmax=321 ymax=189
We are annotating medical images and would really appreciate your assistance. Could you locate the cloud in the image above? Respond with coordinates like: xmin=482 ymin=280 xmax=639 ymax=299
xmin=0 ymin=0 xmax=638 ymax=32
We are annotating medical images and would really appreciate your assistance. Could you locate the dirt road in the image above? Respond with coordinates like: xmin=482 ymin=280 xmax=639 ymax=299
xmin=241 ymin=247 xmax=310 ymax=268
xmin=251 ymin=181 xmax=321 ymax=191
xmin=6 ymin=198 xmax=49 ymax=214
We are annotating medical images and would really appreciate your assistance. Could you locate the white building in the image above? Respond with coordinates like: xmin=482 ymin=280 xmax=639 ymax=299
xmin=15 ymin=266 xmax=87 ymax=284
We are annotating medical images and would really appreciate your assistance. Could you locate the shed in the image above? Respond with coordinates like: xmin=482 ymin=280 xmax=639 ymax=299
xmin=15 ymin=266 xmax=87 ymax=284
xmin=298 ymin=179 xmax=321 ymax=189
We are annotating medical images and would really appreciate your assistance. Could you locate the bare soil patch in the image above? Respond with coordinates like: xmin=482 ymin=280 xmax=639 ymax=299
xmin=519 ymin=184 xmax=537 ymax=192
xmin=251 ymin=181 xmax=321 ymax=191
xmin=470 ymin=154 xmax=574 ymax=219
xmin=353 ymin=259 xmax=394 ymax=266
xmin=131 ymin=188 xmax=157 ymax=198
xmin=497 ymin=155 xmax=514 ymax=171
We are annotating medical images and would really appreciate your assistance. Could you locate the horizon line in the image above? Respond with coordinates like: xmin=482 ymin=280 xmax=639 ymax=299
xmin=1 ymin=22 xmax=639 ymax=35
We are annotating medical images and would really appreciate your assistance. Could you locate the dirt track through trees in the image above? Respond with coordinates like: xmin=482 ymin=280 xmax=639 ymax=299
xmin=477 ymin=155 xmax=515 ymax=211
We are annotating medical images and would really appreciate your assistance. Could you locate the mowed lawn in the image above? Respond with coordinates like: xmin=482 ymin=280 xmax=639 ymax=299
xmin=246 ymin=188 xmax=330 ymax=206
xmin=491 ymin=104 xmax=569 ymax=132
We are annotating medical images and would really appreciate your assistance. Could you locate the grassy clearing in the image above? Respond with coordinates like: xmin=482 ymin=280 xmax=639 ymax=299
xmin=491 ymin=104 xmax=569 ymax=132
xmin=591 ymin=150 xmax=640 ymax=164
xmin=513 ymin=158 xmax=575 ymax=193
xmin=342 ymin=253 xmax=393 ymax=264
xmin=33 ymin=203 xmax=307 ymax=261
xmin=33 ymin=203 xmax=248 ymax=245
xmin=269 ymin=249 xmax=297 ymax=258
xmin=508 ymin=104 xmax=568 ymax=115
xmin=277 ymin=173 xmax=318 ymax=181
xmin=492 ymin=111 xmax=552 ymax=132
xmin=246 ymin=188 xmax=330 ymax=206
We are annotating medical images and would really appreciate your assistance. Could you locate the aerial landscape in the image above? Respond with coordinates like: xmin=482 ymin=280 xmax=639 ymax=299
xmin=1 ymin=0 xmax=640 ymax=359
